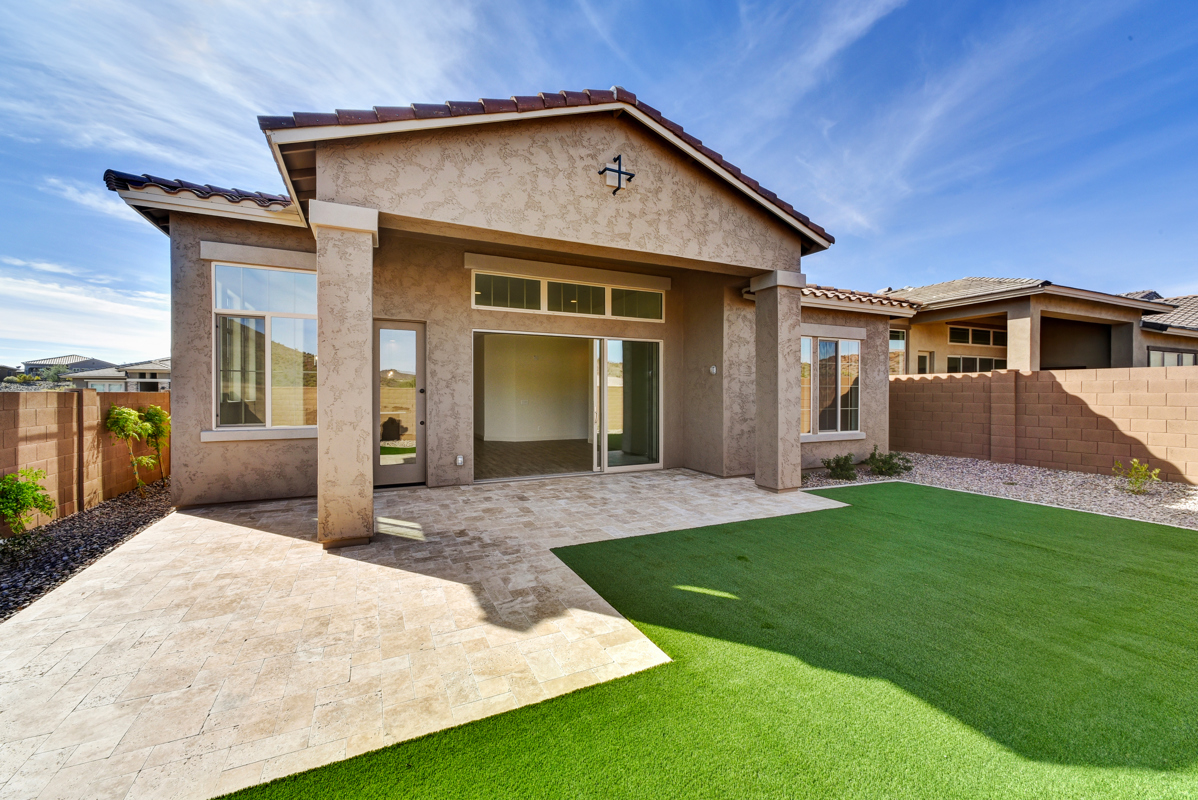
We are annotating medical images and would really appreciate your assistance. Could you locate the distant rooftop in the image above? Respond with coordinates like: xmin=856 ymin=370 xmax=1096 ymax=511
xmin=1143 ymin=295 xmax=1198 ymax=332
xmin=879 ymin=278 xmax=1046 ymax=305
xmin=23 ymin=354 xmax=94 ymax=366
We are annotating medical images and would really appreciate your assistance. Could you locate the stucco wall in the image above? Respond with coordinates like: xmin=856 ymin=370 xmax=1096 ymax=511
xmin=169 ymin=214 xmax=318 ymax=507
xmin=316 ymin=113 xmax=806 ymax=273
xmin=371 ymin=234 xmax=686 ymax=487
xmin=905 ymin=320 xmax=1007 ymax=374
xmin=1040 ymin=317 xmax=1112 ymax=369
xmin=799 ymin=308 xmax=892 ymax=468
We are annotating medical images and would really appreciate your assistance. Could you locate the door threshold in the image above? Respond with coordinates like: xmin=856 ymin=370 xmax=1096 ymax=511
xmin=473 ymin=471 xmax=601 ymax=485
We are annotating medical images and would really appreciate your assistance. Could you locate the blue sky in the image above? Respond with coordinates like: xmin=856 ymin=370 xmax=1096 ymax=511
xmin=0 ymin=0 xmax=1195 ymax=367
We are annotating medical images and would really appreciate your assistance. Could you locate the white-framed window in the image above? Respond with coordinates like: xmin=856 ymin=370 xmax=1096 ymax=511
xmin=889 ymin=330 xmax=907 ymax=375
xmin=470 ymin=271 xmax=664 ymax=322
xmin=88 ymin=382 xmax=124 ymax=393
xmin=213 ymin=262 xmax=317 ymax=428
xmin=948 ymin=326 xmax=1007 ymax=347
xmin=946 ymin=356 xmax=1008 ymax=373
xmin=800 ymin=337 xmax=860 ymax=434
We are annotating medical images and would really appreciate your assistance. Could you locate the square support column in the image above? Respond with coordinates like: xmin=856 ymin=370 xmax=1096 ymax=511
xmin=751 ymin=270 xmax=805 ymax=492
xmin=310 ymin=200 xmax=379 ymax=549
xmin=1005 ymin=298 xmax=1041 ymax=372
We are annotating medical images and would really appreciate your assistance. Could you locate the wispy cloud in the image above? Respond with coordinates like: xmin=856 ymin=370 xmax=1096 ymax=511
xmin=40 ymin=178 xmax=137 ymax=220
xmin=1 ymin=256 xmax=81 ymax=276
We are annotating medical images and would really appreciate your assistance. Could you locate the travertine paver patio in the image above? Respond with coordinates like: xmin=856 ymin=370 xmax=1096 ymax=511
xmin=0 ymin=469 xmax=842 ymax=800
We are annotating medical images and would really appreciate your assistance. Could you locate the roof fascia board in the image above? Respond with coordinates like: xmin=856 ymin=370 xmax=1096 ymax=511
xmin=1144 ymin=324 xmax=1198 ymax=339
xmin=1043 ymin=285 xmax=1176 ymax=313
xmin=115 ymin=188 xmax=307 ymax=229
xmin=265 ymin=104 xmax=831 ymax=251
xmin=803 ymin=297 xmax=918 ymax=318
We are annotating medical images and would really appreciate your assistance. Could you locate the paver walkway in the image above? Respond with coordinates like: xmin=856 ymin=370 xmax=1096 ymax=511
xmin=0 ymin=469 xmax=841 ymax=799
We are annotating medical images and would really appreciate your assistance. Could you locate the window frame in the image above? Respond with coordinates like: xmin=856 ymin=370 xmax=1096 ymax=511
xmin=946 ymin=356 xmax=1008 ymax=373
xmin=1148 ymin=346 xmax=1198 ymax=367
xmin=801 ymin=336 xmax=863 ymax=436
xmin=888 ymin=329 xmax=907 ymax=375
xmin=211 ymin=261 xmax=318 ymax=430
xmin=948 ymin=325 xmax=1006 ymax=347
xmin=470 ymin=269 xmax=666 ymax=323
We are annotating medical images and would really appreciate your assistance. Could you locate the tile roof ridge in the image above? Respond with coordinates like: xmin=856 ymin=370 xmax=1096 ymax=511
xmin=255 ymin=86 xmax=831 ymax=244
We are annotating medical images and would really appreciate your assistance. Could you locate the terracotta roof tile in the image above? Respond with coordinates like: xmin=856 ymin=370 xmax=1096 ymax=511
xmin=103 ymin=169 xmax=292 ymax=208
xmin=802 ymin=285 xmax=921 ymax=310
xmin=248 ymin=86 xmax=834 ymax=244
xmin=335 ymin=109 xmax=379 ymax=125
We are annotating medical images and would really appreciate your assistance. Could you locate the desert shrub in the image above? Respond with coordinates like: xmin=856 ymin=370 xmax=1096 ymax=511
xmin=1113 ymin=459 xmax=1160 ymax=495
xmin=821 ymin=453 xmax=857 ymax=481
xmin=864 ymin=446 xmax=913 ymax=477
xmin=0 ymin=469 xmax=55 ymax=562
xmin=141 ymin=405 xmax=172 ymax=485
xmin=106 ymin=405 xmax=156 ymax=496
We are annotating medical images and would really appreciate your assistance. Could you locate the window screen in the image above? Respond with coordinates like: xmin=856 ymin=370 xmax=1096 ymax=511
xmin=547 ymin=281 xmax=605 ymax=315
xmin=948 ymin=327 xmax=970 ymax=344
xmin=611 ymin=289 xmax=663 ymax=320
xmin=474 ymin=273 xmax=541 ymax=310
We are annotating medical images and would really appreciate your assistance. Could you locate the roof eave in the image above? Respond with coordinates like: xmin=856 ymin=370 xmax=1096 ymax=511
xmin=799 ymin=296 xmax=918 ymax=318
xmin=262 ymin=102 xmax=832 ymax=253
xmin=113 ymin=187 xmax=307 ymax=233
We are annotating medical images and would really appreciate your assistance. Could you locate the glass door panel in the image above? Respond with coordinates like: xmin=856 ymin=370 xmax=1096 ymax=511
xmin=605 ymin=340 xmax=660 ymax=469
xmin=374 ymin=322 xmax=425 ymax=485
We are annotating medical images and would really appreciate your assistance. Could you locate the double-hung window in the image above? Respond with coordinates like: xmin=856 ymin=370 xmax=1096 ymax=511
xmin=800 ymin=337 xmax=860 ymax=434
xmin=214 ymin=263 xmax=317 ymax=428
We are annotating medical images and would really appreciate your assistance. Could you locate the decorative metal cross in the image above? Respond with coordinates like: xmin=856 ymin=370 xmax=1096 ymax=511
xmin=598 ymin=154 xmax=635 ymax=195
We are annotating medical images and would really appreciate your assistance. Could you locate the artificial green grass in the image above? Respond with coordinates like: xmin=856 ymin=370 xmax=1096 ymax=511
xmin=224 ymin=483 xmax=1198 ymax=799
xmin=379 ymin=446 xmax=416 ymax=456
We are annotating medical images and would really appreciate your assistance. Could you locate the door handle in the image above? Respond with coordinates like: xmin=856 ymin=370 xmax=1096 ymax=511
xmin=419 ymin=388 xmax=425 ymax=393
xmin=419 ymin=421 xmax=425 ymax=425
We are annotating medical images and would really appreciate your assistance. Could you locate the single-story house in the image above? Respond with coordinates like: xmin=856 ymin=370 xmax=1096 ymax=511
xmin=880 ymin=278 xmax=1188 ymax=373
xmin=105 ymin=86 xmax=915 ymax=547
xmin=0 ymin=365 xmax=16 ymax=380
xmin=66 ymin=358 xmax=171 ymax=392
xmin=22 ymin=354 xmax=116 ymax=378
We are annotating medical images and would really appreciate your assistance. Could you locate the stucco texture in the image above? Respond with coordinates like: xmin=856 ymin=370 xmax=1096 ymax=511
xmin=316 ymin=113 xmax=805 ymax=273
xmin=169 ymin=214 xmax=318 ymax=507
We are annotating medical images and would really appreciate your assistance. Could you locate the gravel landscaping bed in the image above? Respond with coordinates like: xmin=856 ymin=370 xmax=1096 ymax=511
xmin=803 ymin=452 xmax=1198 ymax=530
xmin=0 ymin=481 xmax=173 ymax=622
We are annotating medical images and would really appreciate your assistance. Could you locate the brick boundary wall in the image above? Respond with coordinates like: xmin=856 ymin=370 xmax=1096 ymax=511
xmin=891 ymin=366 xmax=1198 ymax=485
xmin=0 ymin=391 xmax=170 ymax=533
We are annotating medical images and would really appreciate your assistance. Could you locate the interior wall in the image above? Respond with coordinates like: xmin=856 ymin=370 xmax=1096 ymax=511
xmin=1040 ymin=316 xmax=1112 ymax=369
xmin=479 ymin=334 xmax=592 ymax=442
xmin=473 ymin=338 xmax=485 ymax=439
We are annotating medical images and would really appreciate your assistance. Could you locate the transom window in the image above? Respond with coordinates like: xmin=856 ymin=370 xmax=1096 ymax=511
xmin=946 ymin=356 xmax=1008 ymax=373
xmin=948 ymin=326 xmax=1007 ymax=347
xmin=1149 ymin=349 xmax=1197 ymax=367
xmin=888 ymin=330 xmax=906 ymax=375
xmin=472 ymin=271 xmax=664 ymax=321
xmin=800 ymin=337 xmax=860 ymax=434
xmin=214 ymin=263 xmax=317 ymax=428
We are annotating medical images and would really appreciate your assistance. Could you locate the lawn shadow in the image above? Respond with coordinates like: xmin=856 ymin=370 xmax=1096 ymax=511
xmin=553 ymin=482 xmax=1198 ymax=772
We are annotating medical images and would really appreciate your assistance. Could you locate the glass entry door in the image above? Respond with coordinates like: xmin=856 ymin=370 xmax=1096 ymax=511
xmin=603 ymin=339 xmax=661 ymax=471
xmin=374 ymin=321 xmax=426 ymax=485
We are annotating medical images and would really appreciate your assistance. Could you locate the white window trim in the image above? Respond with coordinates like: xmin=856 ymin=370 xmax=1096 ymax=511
xmin=946 ymin=355 xmax=1008 ymax=373
xmin=211 ymin=261 xmax=318 ymax=432
xmin=947 ymin=325 xmax=1008 ymax=347
xmin=803 ymin=337 xmax=863 ymax=436
xmin=469 ymin=270 xmax=666 ymax=323
xmin=200 ymin=427 xmax=318 ymax=442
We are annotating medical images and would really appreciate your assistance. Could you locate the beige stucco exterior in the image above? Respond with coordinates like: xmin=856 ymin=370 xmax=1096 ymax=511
xmin=139 ymin=105 xmax=916 ymax=536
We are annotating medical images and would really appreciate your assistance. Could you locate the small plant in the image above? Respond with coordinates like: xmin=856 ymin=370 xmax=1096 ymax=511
xmin=863 ymin=446 xmax=913 ymax=477
xmin=141 ymin=405 xmax=172 ymax=485
xmin=43 ymin=364 xmax=72 ymax=382
xmin=821 ymin=453 xmax=858 ymax=481
xmin=1113 ymin=459 xmax=1160 ymax=495
xmin=0 ymin=468 xmax=55 ymax=535
xmin=106 ymin=405 xmax=156 ymax=497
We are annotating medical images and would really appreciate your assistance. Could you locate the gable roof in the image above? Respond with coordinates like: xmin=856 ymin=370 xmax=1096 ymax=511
xmin=24 ymin=354 xmax=107 ymax=367
xmin=1143 ymin=295 xmax=1198 ymax=332
xmin=66 ymin=358 xmax=172 ymax=379
xmin=880 ymin=277 xmax=1174 ymax=314
xmin=1121 ymin=290 xmax=1163 ymax=301
xmin=257 ymin=86 xmax=832 ymax=253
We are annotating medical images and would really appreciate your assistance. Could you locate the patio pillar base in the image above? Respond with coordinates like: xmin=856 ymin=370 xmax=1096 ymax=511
xmin=322 ymin=537 xmax=373 ymax=550
xmin=752 ymin=270 xmax=805 ymax=493
xmin=312 ymin=200 xmax=379 ymax=548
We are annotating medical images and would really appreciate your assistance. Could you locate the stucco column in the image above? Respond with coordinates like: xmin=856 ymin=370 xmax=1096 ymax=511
xmin=310 ymin=200 xmax=379 ymax=548
xmin=1006 ymin=298 xmax=1041 ymax=372
xmin=752 ymin=270 xmax=805 ymax=492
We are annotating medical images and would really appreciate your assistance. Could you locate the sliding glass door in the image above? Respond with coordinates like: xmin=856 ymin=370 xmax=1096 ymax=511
xmin=471 ymin=333 xmax=661 ymax=480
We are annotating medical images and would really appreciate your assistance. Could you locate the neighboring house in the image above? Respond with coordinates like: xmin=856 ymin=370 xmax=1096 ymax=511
xmin=104 ymin=85 xmax=908 ymax=547
xmin=22 ymin=354 xmax=117 ymax=378
xmin=66 ymin=358 xmax=171 ymax=392
xmin=1131 ymin=292 xmax=1198 ymax=366
xmin=880 ymin=278 xmax=1181 ymax=374
xmin=0 ymin=365 xmax=16 ymax=379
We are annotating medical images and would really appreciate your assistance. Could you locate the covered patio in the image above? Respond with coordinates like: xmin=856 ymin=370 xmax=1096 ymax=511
xmin=0 ymin=470 xmax=840 ymax=800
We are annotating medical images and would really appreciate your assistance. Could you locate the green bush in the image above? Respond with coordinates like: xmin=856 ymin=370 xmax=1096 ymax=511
xmin=821 ymin=453 xmax=857 ymax=481
xmin=141 ymin=405 xmax=171 ymax=485
xmin=0 ymin=468 xmax=55 ymax=545
xmin=106 ymin=405 xmax=156 ymax=496
xmin=1113 ymin=459 xmax=1160 ymax=495
xmin=864 ymin=446 xmax=913 ymax=477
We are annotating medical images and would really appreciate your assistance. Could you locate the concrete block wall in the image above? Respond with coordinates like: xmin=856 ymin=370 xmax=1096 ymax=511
xmin=0 ymin=391 xmax=170 ymax=533
xmin=891 ymin=366 xmax=1198 ymax=484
